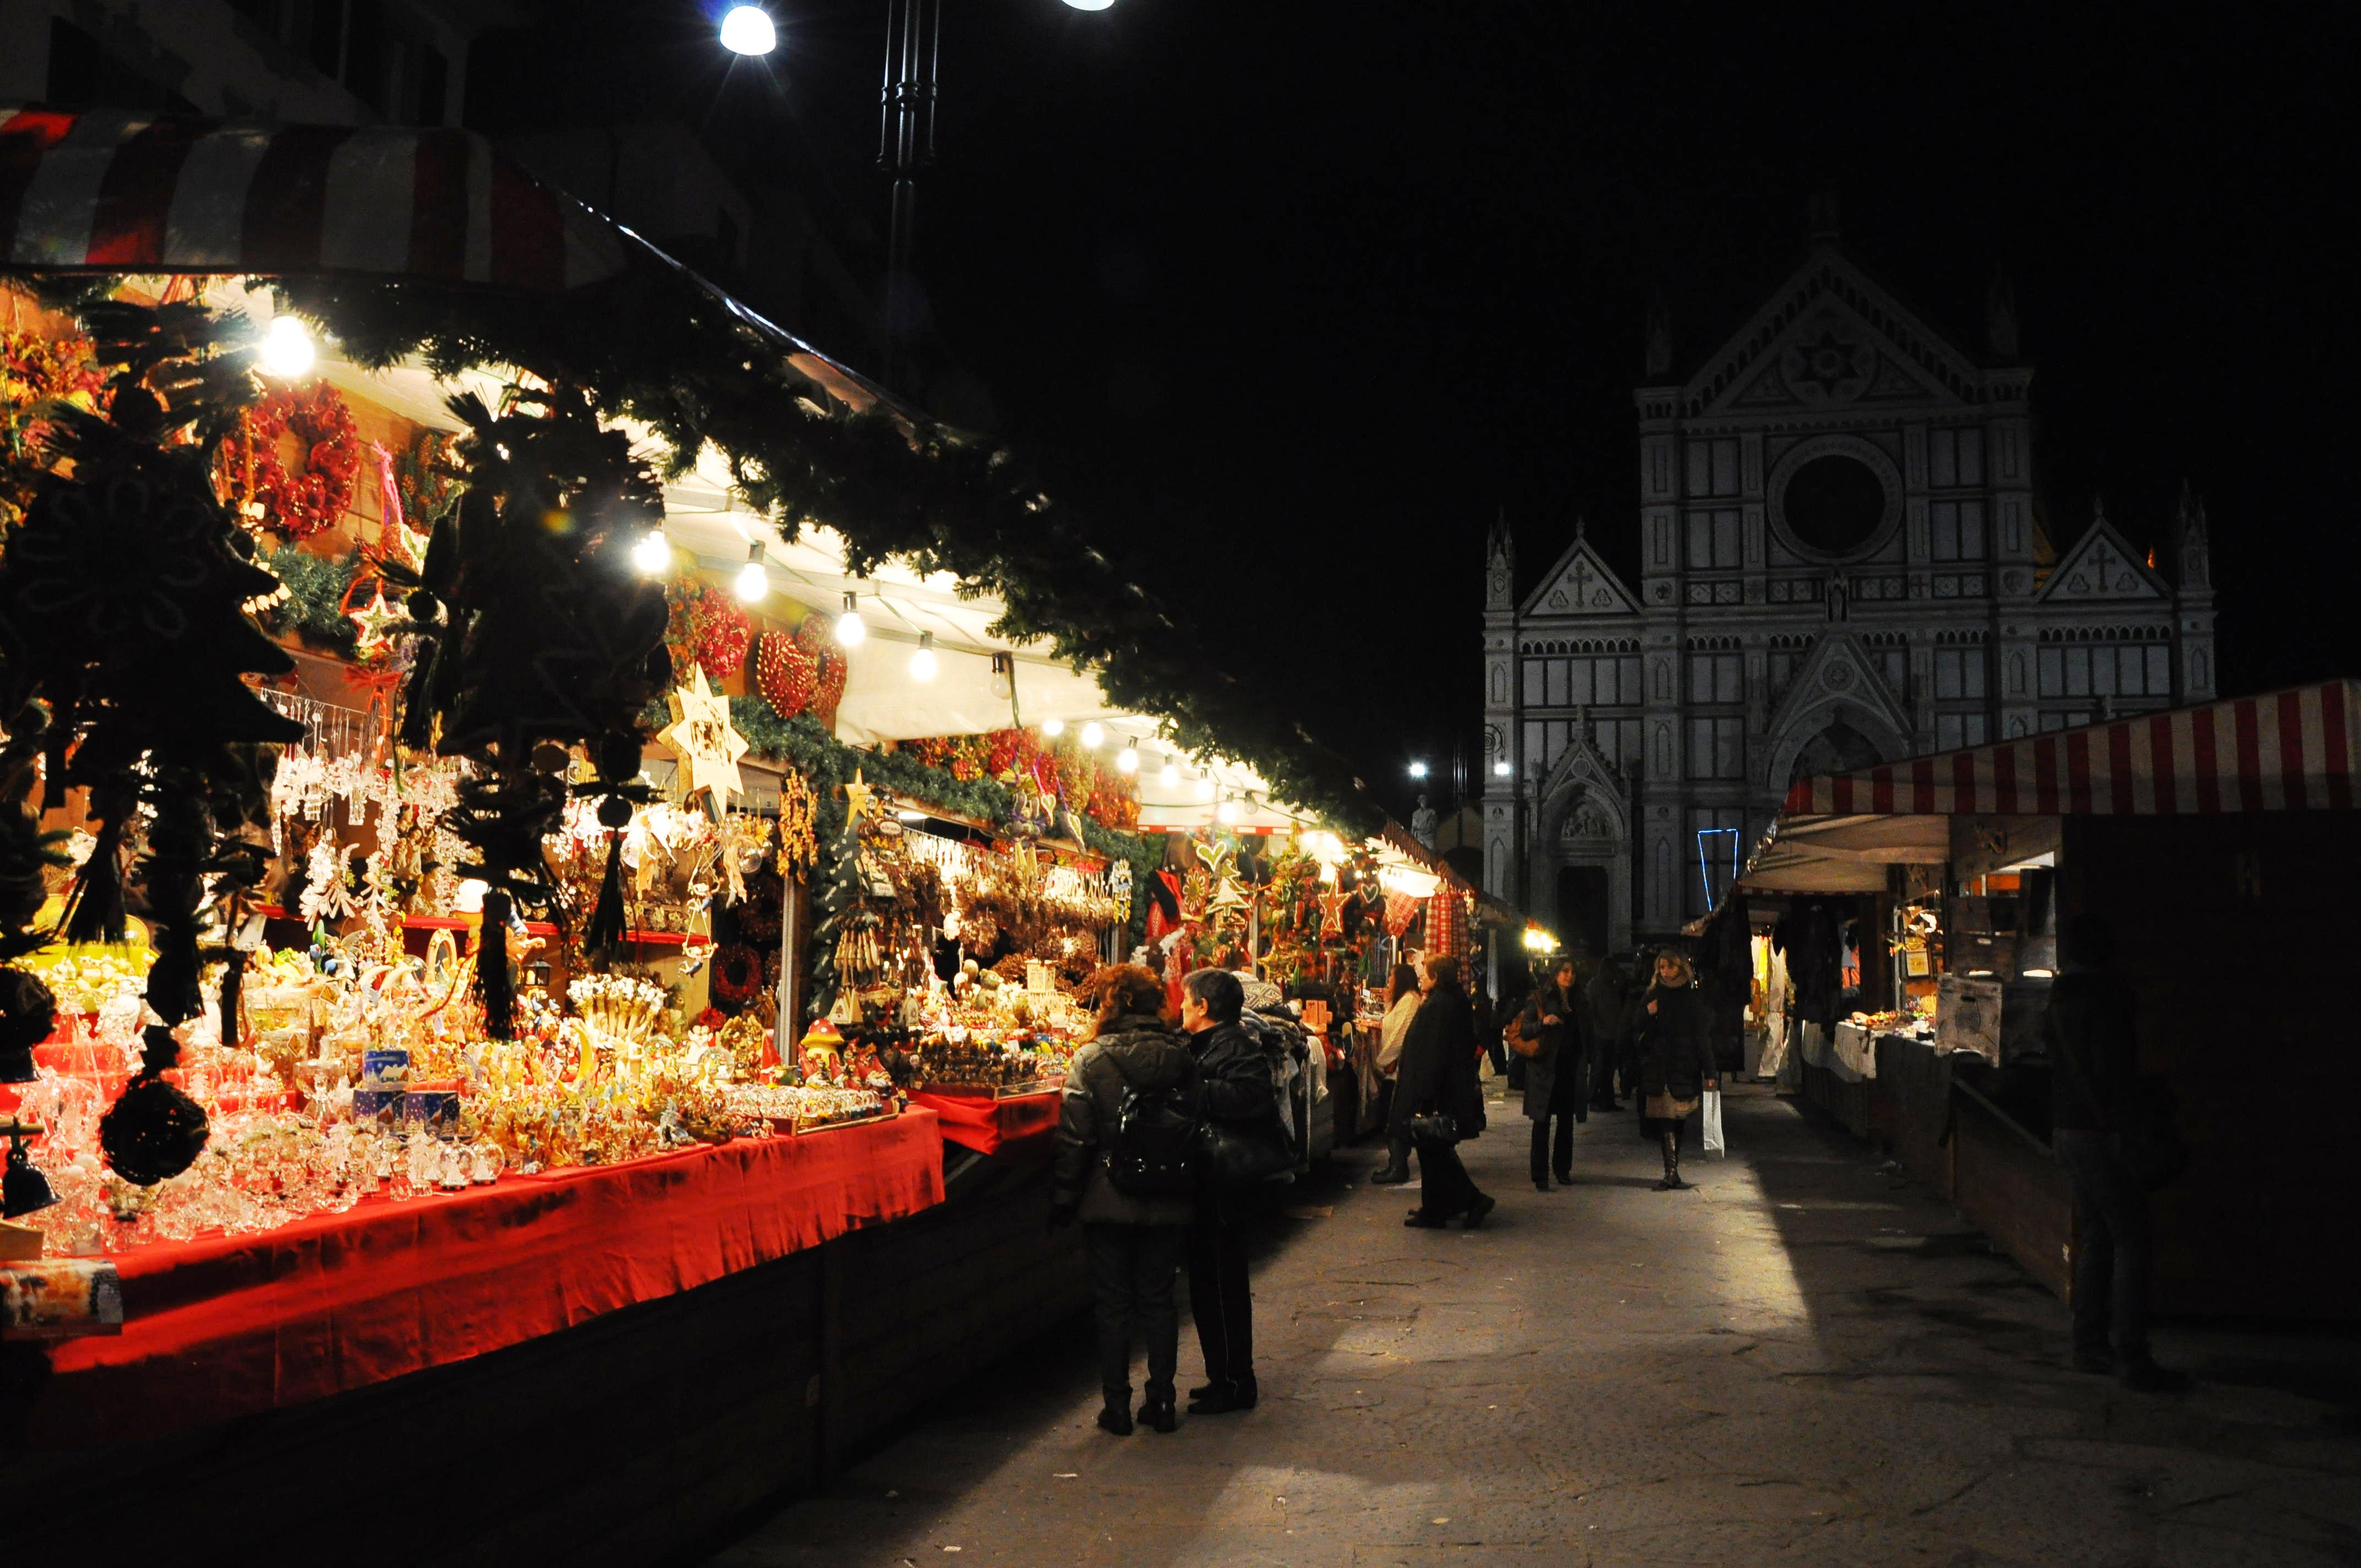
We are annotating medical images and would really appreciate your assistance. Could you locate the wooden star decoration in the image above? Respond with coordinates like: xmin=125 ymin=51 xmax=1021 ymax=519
xmin=1318 ymin=888 xmax=1346 ymax=939
xmin=657 ymin=666 xmax=748 ymax=814
xmin=841 ymin=768 xmax=874 ymax=828
xmin=347 ymin=587 xmax=405 ymax=657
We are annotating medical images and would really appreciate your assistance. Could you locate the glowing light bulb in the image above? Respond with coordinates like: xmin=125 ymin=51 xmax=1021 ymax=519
xmin=1042 ymin=718 xmax=1065 ymax=739
xmin=1407 ymin=760 xmax=1429 ymax=780
xmin=909 ymin=631 xmax=937 ymax=682
xmin=835 ymin=591 xmax=865 ymax=646
xmin=719 ymin=6 xmax=775 ymax=55
xmin=1063 ymin=0 xmax=1114 ymax=10
xmin=1194 ymin=773 xmax=1215 ymax=803
xmin=258 ymin=316 xmax=314 ymax=378
xmin=734 ymin=542 xmax=767 ymax=602
xmin=1117 ymin=741 xmax=1139 ymax=774
xmin=1217 ymin=798 xmax=1241 ymax=825
xmin=1160 ymin=755 xmax=1178 ymax=788
xmin=632 ymin=530 xmax=670 ymax=576
xmin=1493 ymin=759 xmax=1513 ymax=777
xmin=1080 ymin=721 xmax=1105 ymax=749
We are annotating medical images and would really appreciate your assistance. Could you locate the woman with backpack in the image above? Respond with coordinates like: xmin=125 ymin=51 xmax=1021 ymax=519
xmin=1049 ymin=965 xmax=1199 ymax=1435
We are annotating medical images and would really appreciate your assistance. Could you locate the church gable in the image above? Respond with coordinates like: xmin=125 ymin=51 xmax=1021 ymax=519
xmin=1523 ymin=533 xmax=1640 ymax=618
xmin=1684 ymin=249 xmax=1982 ymax=418
xmin=2036 ymin=514 xmax=2168 ymax=604
xmin=1765 ymin=632 xmax=1915 ymax=744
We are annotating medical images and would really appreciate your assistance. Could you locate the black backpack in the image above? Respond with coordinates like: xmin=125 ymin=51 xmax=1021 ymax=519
xmin=1107 ymin=1081 xmax=1199 ymax=1197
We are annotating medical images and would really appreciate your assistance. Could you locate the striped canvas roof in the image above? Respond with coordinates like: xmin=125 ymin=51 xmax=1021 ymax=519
xmin=1781 ymin=680 xmax=2361 ymax=817
xmin=0 ymin=107 xmax=627 ymax=290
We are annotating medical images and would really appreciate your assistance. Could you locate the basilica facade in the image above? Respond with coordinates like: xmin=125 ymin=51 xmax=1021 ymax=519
xmin=1480 ymin=231 xmax=2219 ymax=954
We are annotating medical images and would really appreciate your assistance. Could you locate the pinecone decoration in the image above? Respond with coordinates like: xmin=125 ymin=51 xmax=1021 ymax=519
xmin=756 ymin=630 xmax=819 ymax=718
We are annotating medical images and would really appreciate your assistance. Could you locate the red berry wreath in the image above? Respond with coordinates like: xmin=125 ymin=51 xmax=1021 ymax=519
xmin=218 ymin=382 xmax=362 ymax=540
xmin=710 ymin=941 xmax=766 ymax=1008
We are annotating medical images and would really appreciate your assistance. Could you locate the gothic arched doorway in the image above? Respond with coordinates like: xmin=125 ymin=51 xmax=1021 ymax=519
xmin=1788 ymin=719 xmax=1883 ymax=785
xmin=1555 ymin=864 xmax=1609 ymax=961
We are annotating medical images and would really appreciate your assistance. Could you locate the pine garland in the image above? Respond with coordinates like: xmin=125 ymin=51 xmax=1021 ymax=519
xmin=269 ymin=266 xmax=1382 ymax=834
xmin=259 ymin=543 xmax=362 ymax=652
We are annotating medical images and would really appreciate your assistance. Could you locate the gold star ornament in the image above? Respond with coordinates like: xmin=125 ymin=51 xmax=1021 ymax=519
xmin=657 ymin=666 xmax=749 ymax=814
xmin=841 ymin=768 xmax=874 ymax=827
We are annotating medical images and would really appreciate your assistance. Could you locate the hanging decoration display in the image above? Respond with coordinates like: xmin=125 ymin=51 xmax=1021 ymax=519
xmin=665 ymin=578 xmax=754 ymax=686
xmin=658 ymin=666 xmax=751 ymax=815
xmin=1 ymin=324 xmax=105 ymax=528
xmin=216 ymin=380 xmax=362 ymax=541
xmin=754 ymin=628 xmax=820 ymax=719
xmin=775 ymin=768 xmax=819 ymax=878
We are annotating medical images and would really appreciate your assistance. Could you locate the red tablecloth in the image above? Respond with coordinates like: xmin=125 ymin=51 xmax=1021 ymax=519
xmin=26 ymin=1110 xmax=944 ymax=1443
xmin=907 ymin=1090 xmax=1060 ymax=1156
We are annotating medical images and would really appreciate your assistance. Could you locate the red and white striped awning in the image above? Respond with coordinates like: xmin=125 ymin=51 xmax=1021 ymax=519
xmin=1782 ymin=680 xmax=2361 ymax=818
xmin=0 ymin=107 xmax=627 ymax=290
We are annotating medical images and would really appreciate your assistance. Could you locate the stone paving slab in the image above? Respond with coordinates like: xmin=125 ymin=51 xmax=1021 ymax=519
xmin=710 ymin=1085 xmax=2361 ymax=1568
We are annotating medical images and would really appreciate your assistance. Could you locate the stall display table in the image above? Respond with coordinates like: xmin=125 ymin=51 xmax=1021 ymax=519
xmin=907 ymin=1090 xmax=1060 ymax=1157
xmin=18 ymin=1109 xmax=944 ymax=1444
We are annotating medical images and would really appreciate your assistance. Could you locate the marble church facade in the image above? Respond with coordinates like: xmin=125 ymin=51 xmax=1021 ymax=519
xmin=1480 ymin=235 xmax=2218 ymax=954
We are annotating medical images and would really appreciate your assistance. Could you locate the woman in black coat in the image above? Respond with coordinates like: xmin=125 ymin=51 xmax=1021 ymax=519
xmin=1635 ymin=949 xmax=1719 ymax=1190
xmin=1389 ymin=956 xmax=1495 ymax=1229
xmin=1517 ymin=957 xmax=1587 ymax=1190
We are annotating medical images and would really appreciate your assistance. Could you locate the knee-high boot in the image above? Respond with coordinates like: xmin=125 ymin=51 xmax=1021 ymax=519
xmin=1370 ymin=1133 xmax=1413 ymax=1185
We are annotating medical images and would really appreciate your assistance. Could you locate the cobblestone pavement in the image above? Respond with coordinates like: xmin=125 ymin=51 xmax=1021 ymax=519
xmin=712 ymin=1084 xmax=2361 ymax=1567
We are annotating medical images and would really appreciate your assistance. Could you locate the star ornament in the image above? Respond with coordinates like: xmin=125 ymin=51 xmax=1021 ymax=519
xmin=841 ymin=768 xmax=874 ymax=828
xmin=347 ymin=587 xmax=405 ymax=657
xmin=657 ymin=666 xmax=749 ymax=814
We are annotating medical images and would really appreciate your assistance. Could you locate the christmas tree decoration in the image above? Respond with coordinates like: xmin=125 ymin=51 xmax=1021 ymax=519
xmin=841 ymin=767 xmax=874 ymax=829
xmin=659 ymin=665 xmax=750 ymax=815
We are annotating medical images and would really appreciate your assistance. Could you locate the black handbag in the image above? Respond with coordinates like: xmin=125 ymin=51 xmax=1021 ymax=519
xmin=1406 ymin=1112 xmax=1460 ymax=1142
xmin=1197 ymin=1103 xmax=1296 ymax=1188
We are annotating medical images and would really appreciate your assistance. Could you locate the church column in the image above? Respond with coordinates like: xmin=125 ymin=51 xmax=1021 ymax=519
xmin=1985 ymin=371 xmax=2037 ymax=738
xmin=1481 ymin=518 xmax=1522 ymax=906
xmin=2175 ymin=484 xmax=2218 ymax=702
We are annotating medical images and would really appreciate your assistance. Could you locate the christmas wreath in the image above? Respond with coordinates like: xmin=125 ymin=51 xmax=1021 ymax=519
xmin=710 ymin=941 xmax=765 ymax=1006
xmin=666 ymin=578 xmax=753 ymax=684
xmin=755 ymin=628 xmax=819 ymax=718
xmin=217 ymin=381 xmax=362 ymax=540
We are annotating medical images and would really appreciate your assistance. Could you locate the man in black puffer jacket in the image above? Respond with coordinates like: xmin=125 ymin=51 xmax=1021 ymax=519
xmin=1179 ymin=967 xmax=1277 ymax=1414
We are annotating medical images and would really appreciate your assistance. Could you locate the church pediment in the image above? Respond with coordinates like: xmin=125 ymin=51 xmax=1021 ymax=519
xmin=2036 ymin=515 xmax=2167 ymax=603
xmin=1765 ymin=633 xmax=1915 ymax=746
xmin=1523 ymin=536 xmax=1639 ymax=618
xmin=1686 ymin=248 xmax=1983 ymax=417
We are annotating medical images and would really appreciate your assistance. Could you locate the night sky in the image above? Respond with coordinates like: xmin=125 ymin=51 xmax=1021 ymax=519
xmin=475 ymin=3 xmax=2359 ymax=824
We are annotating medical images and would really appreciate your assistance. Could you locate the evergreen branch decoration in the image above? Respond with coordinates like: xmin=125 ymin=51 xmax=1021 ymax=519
xmin=267 ymin=268 xmax=1382 ymax=835
xmin=259 ymin=543 xmax=362 ymax=651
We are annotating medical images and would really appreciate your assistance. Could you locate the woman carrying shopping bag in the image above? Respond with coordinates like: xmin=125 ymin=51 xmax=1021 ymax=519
xmin=1635 ymin=949 xmax=1718 ymax=1190
xmin=1369 ymin=961 xmax=1424 ymax=1185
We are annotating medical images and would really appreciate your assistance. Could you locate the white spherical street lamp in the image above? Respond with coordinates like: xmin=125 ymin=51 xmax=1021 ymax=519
xmin=719 ymin=6 xmax=776 ymax=56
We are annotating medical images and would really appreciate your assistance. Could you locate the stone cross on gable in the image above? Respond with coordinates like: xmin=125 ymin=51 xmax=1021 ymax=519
xmin=2087 ymin=537 xmax=2118 ymax=580
xmin=1567 ymin=556 xmax=1596 ymax=605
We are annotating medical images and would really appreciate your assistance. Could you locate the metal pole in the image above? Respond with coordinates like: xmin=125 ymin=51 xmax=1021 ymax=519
xmin=878 ymin=0 xmax=940 ymax=389
xmin=776 ymin=869 xmax=799 ymax=1059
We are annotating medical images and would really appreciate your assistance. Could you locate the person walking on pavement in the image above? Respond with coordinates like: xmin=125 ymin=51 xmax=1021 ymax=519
xmin=2047 ymin=914 xmax=2189 ymax=1393
xmin=1392 ymin=955 xmax=1495 ymax=1229
xmin=1585 ymin=953 xmax=1632 ymax=1111
xmin=1518 ymin=956 xmax=1588 ymax=1190
xmin=1369 ymin=961 xmax=1423 ymax=1186
xmin=1635 ymin=949 xmax=1717 ymax=1190
xmin=1178 ymin=966 xmax=1275 ymax=1414
xmin=1050 ymin=965 xmax=1199 ymax=1435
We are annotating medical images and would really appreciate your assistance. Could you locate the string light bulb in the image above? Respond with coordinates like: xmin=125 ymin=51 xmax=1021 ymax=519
xmin=258 ymin=316 xmax=314 ymax=378
xmin=835 ymin=591 xmax=866 ymax=646
xmin=1217 ymin=796 xmax=1242 ymax=826
xmin=1080 ymin=720 xmax=1105 ymax=749
xmin=1117 ymin=739 xmax=1139 ymax=774
xmin=1194 ymin=772 xmax=1216 ymax=803
xmin=909 ymin=630 xmax=937 ymax=682
xmin=1042 ymin=718 xmax=1065 ymax=738
xmin=1160 ymin=754 xmax=1178 ymax=788
xmin=733 ymin=541 xmax=768 ymax=603
xmin=632 ymin=530 xmax=669 ymax=576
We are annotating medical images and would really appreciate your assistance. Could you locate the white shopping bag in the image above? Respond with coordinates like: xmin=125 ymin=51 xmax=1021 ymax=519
xmin=1700 ymin=1090 xmax=1726 ymax=1157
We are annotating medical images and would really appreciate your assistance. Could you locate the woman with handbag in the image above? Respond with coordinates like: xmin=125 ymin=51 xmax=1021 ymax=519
xmin=1178 ymin=966 xmax=1288 ymax=1414
xmin=1391 ymin=956 xmax=1494 ymax=1229
xmin=1517 ymin=956 xmax=1587 ymax=1190
xmin=1369 ymin=962 xmax=1424 ymax=1186
xmin=1635 ymin=949 xmax=1718 ymax=1190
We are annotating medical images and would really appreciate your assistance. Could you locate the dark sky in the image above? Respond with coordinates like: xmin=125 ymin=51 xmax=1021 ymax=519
xmin=476 ymin=3 xmax=2359 ymax=824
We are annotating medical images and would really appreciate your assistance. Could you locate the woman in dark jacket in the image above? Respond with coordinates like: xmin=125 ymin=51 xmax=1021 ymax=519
xmin=1051 ymin=965 xmax=1198 ymax=1434
xmin=1389 ymin=956 xmax=1494 ymax=1228
xmin=1634 ymin=949 xmax=1719 ymax=1190
xmin=1517 ymin=956 xmax=1587 ymax=1190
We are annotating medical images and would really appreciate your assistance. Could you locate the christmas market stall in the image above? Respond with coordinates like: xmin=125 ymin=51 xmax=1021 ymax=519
xmin=1726 ymin=681 xmax=2361 ymax=1319
xmin=0 ymin=106 xmax=1388 ymax=1555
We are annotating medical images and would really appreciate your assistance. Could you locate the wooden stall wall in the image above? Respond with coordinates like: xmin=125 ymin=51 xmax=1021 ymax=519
xmin=2062 ymin=812 xmax=2361 ymax=1319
